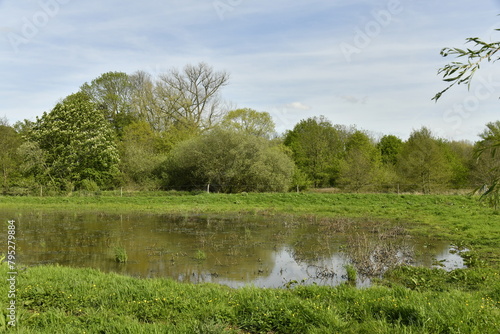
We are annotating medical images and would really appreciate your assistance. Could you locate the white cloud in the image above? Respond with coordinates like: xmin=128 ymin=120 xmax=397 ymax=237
xmin=285 ymin=102 xmax=311 ymax=110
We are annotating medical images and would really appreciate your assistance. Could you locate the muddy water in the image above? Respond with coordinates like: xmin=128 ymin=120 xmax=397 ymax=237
xmin=2 ymin=212 xmax=465 ymax=288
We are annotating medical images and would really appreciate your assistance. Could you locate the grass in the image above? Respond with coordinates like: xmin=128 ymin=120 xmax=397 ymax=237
xmin=345 ymin=264 xmax=357 ymax=285
xmin=1 ymin=191 xmax=500 ymax=332
xmin=0 ymin=264 xmax=499 ymax=333
xmin=194 ymin=249 xmax=207 ymax=261
xmin=113 ymin=246 xmax=128 ymax=263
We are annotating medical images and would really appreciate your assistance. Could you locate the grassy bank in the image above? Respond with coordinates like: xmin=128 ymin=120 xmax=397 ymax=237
xmin=1 ymin=192 xmax=500 ymax=332
xmin=1 ymin=264 xmax=499 ymax=333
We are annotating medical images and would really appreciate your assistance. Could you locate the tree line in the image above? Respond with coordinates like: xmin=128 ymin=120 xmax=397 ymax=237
xmin=1 ymin=62 xmax=499 ymax=196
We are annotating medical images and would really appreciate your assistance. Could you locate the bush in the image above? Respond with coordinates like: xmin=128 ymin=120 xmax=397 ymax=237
xmin=161 ymin=129 xmax=295 ymax=193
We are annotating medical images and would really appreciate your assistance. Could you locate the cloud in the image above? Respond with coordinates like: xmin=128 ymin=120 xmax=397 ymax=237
xmin=339 ymin=95 xmax=368 ymax=104
xmin=285 ymin=102 xmax=311 ymax=110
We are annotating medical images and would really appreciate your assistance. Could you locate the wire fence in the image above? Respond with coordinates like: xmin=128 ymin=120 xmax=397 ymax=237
xmin=2 ymin=182 xmax=488 ymax=197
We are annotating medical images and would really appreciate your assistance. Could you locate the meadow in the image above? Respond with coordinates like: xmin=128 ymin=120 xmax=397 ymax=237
xmin=1 ymin=192 xmax=499 ymax=333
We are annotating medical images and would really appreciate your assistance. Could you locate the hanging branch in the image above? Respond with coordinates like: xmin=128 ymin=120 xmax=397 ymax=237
xmin=432 ymin=34 xmax=500 ymax=101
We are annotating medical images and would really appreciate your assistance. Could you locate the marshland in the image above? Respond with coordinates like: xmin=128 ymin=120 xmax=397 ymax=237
xmin=1 ymin=192 xmax=499 ymax=333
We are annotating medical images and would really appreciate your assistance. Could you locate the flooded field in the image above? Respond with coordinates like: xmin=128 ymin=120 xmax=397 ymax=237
xmin=3 ymin=212 xmax=466 ymax=288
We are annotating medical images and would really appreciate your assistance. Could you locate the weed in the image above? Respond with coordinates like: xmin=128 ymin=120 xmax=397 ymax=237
xmin=345 ymin=264 xmax=357 ymax=285
xmin=194 ymin=249 xmax=207 ymax=261
xmin=114 ymin=246 xmax=128 ymax=263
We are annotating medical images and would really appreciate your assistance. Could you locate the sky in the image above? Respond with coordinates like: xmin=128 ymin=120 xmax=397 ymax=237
xmin=1 ymin=0 xmax=500 ymax=142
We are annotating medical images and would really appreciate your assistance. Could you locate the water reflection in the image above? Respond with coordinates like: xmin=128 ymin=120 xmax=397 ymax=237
xmin=2 ymin=212 xmax=465 ymax=288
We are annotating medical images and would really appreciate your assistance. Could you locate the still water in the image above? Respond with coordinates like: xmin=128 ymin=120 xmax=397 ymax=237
xmin=3 ymin=212 xmax=465 ymax=288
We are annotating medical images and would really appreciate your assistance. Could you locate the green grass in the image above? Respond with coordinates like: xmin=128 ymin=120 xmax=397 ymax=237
xmin=113 ymin=246 xmax=128 ymax=263
xmin=0 ymin=264 xmax=499 ymax=333
xmin=1 ymin=192 xmax=500 ymax=332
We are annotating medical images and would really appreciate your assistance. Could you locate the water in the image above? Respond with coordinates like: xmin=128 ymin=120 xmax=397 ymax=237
xmin=1 ymin=212 xmax=466 ymax=288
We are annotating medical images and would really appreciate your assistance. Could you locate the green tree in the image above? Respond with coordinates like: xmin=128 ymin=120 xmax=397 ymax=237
xmin=0 ymin=121 xmax=22 ymax=193
xmin=396 ymin=127 xmax=453 ymax=194
xmin=220 ymin=108 xmax=276 ymax=139
xmin=119 ymin=121 xmax=166 ymax=189
xmin=433 ymin=26 xmax=500 ymax=205
xmin=472 ymin=121 xmax=500 ymax=208
xmin=284 ymin=116 xmax=349 ymax=187
xmin=378 ymin=135 xmax=403 ymax=165
xmin=162 ymin=129 xmax=294 ymax=193
xmin=338 ymin=130 xmax=382 ymax=192
xmin=80 ymin=71 xmax=136 ymax=136
xmin=27 ymin=92 xmax=120 ymax=190
xmin=445 ymin=140 xmax=474 ymax=189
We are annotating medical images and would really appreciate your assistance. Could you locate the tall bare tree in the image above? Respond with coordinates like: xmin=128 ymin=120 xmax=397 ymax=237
xmin=155 ymin=62 xmax=230 ymax=130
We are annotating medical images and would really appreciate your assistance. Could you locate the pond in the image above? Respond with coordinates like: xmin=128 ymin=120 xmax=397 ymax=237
xmin=2 ymin=212 xmax=466 ymax=288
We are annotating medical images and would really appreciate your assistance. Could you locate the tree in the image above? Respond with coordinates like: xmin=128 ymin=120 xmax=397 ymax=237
xmin=445 ymin=140 xmax=474 ymax=189
xmin=161 ymin=129 xmax=295 ymax=193
xmin=0 ymin=122 xmax=22 ymax=193
xmin=129 ymin=70 xmax=167 ymax=132
xmin=284 ymin=116 xmax=350 ymax=187
xmin=27 ymin=92 xmax=120 ymax=190
xmin=378 ymin=135 xmax=403 ymax=166
xmin=396 ymin=127 xmax=453 ymax=194
xmin=338 ymin=130 xmax=382 ymax=192
xmin=433 ymin=26 xmax=500 ymax=206
xmin=472 ymin=121 xmax=500 ymax=208
xmin=220 ymin=108 xmax=276 ymax=139
xmin=155 ymin=62 xmax=230 ymax=131
xmin=119 ymin=121 xmax=166 ymax=189
xmin=80 ymin=71 xmax=136 ymax=136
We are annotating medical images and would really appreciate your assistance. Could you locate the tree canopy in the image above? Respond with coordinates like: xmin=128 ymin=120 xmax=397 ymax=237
xmin=25 ymin=92 xmax=120 ymax=190
xmin=220 ymin=108 xmax=276 ymax=139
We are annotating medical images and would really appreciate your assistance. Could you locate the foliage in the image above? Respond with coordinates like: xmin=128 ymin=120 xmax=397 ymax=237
xmin=80 ymin=71 xmax=136 ymax=136
xmin=4 ymin=59 xmax=500 ymax=196
xmin=433 ymin=35 xmax=500 ymax=101
xmin=114 ymin=246 xmax=128 ymax=263
xmin=473 ymin=121 xmax=500 ymax=208
xmin=396 ymin=127 xmax=453 ymax=193
xmin=284 ymin=116 xmax=350 ymax=187
xmin=220 ymin=108 xmax=276 ymax=139
xmin=119 ymin=121 xmax=166 ymax=190
xmin=432 ymin=24 xmax=500 ymax=206
xmin=0 ymin=124 xmax=22 ymax=193
xmin=338 ymin=130 xmax=382 ymax=192
xmin=26 ymin=92 xmax=120 ymax=190
xmin=445 ymin=140 xmax=474 ymax=189
xmin=378 ymin=135 xmax=403 ymax=166
xmin=161 ymin=129 xmax=295 ymax=193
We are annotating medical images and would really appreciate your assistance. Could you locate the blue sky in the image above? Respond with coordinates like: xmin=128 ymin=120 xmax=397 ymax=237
xmin=1 ymin=0 xmax=500 ymax=142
